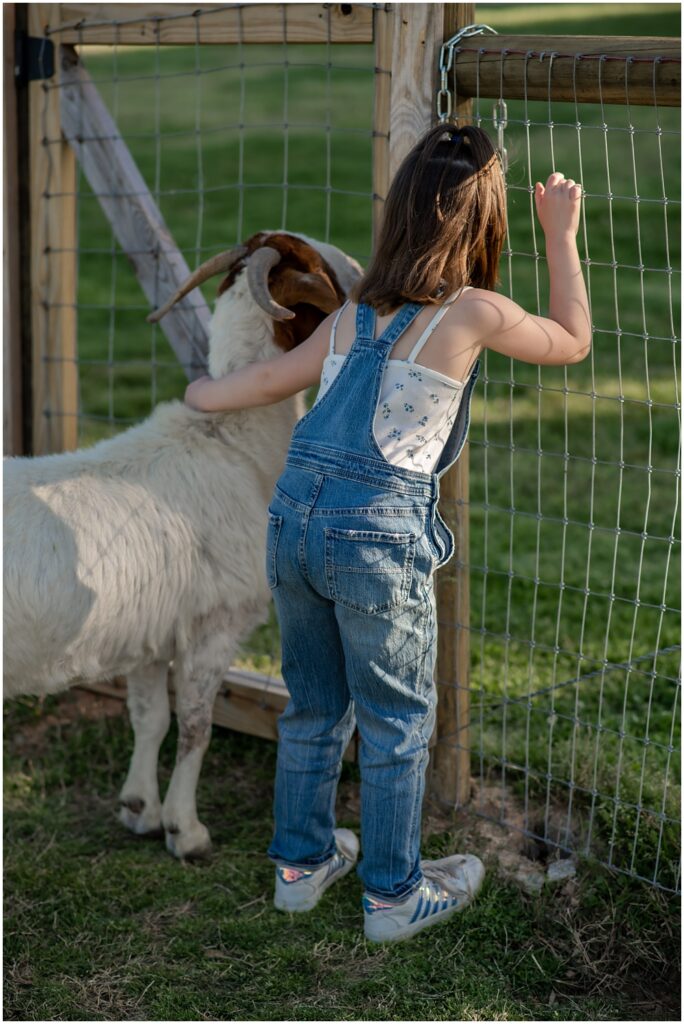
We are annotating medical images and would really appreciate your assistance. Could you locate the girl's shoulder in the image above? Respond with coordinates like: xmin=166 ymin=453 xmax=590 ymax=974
xmin=458 ymin=286 xmax=500 ymax=306
xmin=445 ymin=286 xmax=505 ymax=330
xmin=452 ymin=286 xmax=525 ymax=329
xmin=446 ymin=287 xmax=539 ymax=359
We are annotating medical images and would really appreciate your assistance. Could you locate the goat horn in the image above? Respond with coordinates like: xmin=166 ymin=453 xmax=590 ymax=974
xmin=146 ymin=245 xmax=249 ymax=323
xmin=247 ymin=247 xmax=296 ymax=321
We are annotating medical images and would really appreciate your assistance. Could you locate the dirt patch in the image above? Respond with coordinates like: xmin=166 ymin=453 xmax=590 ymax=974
xmin=337 ymin=775 xmax=581 ymax=896
xmin=6 ymin=686 xmax=127 ymax=758
xmin=428 ymin=782 xmax=581 ymax=893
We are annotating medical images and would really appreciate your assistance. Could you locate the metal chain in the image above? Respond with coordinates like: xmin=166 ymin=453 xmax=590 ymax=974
xmin=437 ymin=23 xmax=498 ymax=124
xmin=436 ymin=22 xmax=508 ymax=175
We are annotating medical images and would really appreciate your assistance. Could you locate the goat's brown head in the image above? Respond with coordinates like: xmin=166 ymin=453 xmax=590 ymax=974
xmin=147 ymin=232 xmax=347 ymax=352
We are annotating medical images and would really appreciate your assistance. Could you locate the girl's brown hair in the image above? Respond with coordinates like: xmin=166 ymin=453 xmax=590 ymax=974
xmin=350 ymin=124 xmax=507 ymax=315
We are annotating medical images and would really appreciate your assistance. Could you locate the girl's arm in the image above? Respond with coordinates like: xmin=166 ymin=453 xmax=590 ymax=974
xmin=184 ymin=308 xmax=338 ymax=412
xmin=469 ymin=172 xmax=591 ymax=366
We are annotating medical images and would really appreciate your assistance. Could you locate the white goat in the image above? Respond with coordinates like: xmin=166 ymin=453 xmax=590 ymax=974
xmin=4 ymin=231 xmax=362 ymax=860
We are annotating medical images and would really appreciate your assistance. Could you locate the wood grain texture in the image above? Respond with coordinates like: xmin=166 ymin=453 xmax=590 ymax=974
xmin=452 ymin=35 xmax=680 ymax=107
xmin=50 ymin=3 xmax=373 ymax=45
xmin=29 ymin=5 xmax=79 ymax=455
xmin=372 ymin=5 xmax=445 ymax=248
xmin=387 ymin=3 xmax=443 ymax=177
xmin=59 ymin=47 xmax=211 ymax=381
xmin=372 ymin=5 xmax=392 ymax=251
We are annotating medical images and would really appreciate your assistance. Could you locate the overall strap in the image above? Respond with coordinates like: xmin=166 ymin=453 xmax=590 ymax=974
xmin=355 ymin=301 xmax=377 ymax=341
xmin=370 ymin=301 xmax=426 ymax=347
xmin=405 ymin=286 xmax=471 ymax=362
xmin=329 ymin=300 xmax=350 ymax=355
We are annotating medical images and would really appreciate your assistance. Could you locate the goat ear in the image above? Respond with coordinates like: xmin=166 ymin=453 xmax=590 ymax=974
xmin=273 ymin=305 xmax=326 ymax=351
xmin=274 ymin=269 xmax=342 ymax=314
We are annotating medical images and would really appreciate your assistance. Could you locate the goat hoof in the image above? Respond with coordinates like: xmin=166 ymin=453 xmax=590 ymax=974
xmin=164 ymin=823 xmax=212 ymax=861
xmin=182 ymin=843 xmax=214 ymax=864
xmin=118 ymin=797 xmax=163 ymax=837
xmin=119 ymin=796 xmax=145 ymax=815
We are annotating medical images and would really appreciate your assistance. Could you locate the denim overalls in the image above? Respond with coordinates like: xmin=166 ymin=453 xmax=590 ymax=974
xmin=265 ymin=300 xmax=480 ymax=900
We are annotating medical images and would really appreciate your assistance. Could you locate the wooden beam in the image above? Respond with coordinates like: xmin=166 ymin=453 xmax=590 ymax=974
xmin=59 ymin=46 xmax=211 ymax=380
xmin=3 ymin=5 xmax=25 ymax=455
xmin=387 ymin=4 xmax=445 ymax=175
xmin=80 ymin=669 xmax=360 ymax=763
xmin=47 ymin=4 xmax=374 ymax=46
xmin=371 ymin=5 xmax=476 ymax=809
xmin=372 ymin=4 xmax=444 ymax=245
xmin=28 ymin=5 xmax=79 ymax=454
xmin=452 ymin=35 xmax=680 ymax=107
xmin=430 ymin=3 xmax=475 ymax=812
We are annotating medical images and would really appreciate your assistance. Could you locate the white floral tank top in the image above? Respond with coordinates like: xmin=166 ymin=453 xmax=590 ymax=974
xmin=312 ymin=288 xmax=473 ymax=473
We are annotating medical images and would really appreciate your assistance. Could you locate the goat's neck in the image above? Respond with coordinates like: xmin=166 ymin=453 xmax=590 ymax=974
xmin=206 ymin=283 xmax=279 ymax=379
xmin=205 ymin=392 xmax=307 ymax=501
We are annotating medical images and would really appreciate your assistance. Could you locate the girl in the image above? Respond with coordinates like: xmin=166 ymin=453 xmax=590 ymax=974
xmin=185 ymin=124 xmax=590 ymax=943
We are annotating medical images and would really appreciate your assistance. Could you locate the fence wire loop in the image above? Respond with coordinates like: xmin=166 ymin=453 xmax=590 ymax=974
xmin=492 ymin=97 xmax=509 ymax=175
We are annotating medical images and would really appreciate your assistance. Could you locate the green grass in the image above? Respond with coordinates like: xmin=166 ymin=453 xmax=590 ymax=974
xmin=8 ymin=4 xmax=681 ymax=1018
xmin=4 ymin=696 xmax=680 ymax=1021
xmin=73 ymin=39 xmax=376 ymax=436
xmin=480 ymin=2 xmax=679 ymax=35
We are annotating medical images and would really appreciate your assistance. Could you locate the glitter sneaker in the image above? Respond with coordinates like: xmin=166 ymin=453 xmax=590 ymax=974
xmin=363 ymin=853 xmax=485 ymax=943
xmin=273 ymin=828 xmax=360 ymax=912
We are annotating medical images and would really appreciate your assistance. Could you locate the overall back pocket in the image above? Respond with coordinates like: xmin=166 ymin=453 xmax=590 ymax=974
xmin=324 ymin=527 xmax=416 ymax=615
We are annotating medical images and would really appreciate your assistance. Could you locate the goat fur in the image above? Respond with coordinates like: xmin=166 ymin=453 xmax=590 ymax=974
xmin=3 ymin=231 xmax=362 ymax=858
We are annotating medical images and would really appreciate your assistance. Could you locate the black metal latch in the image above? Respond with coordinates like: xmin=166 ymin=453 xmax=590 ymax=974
xmin=14 ymin=33 xmax=55 ymax=84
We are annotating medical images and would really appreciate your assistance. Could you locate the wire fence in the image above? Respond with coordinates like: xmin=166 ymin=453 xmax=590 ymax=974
xmin=31 ymin=6 xmax=680 ymax=893
xmin=443 ymin=40 xmax=680 ymax=893
xmin=49 ymin=7 xmax=377 ymax=444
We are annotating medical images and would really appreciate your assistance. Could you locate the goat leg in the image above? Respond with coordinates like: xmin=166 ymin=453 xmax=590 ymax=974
xmin=161 ymin=653 xmax=226 ymax=861
xmin=118 ymin=661 xmax=171 ymax=837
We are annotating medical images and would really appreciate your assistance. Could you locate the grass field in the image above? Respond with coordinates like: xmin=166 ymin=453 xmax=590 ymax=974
xmin=5 ymin=3 xmax=680 ymax=1020
xmin=4 ymin=690 xmax=679 ymax=1021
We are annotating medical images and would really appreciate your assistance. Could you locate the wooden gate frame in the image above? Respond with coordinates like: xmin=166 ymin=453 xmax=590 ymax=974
xmin=7 ymin=2 xmax=677 ymax=806
xmin=6 ymin=1 xmax=478 ymax=802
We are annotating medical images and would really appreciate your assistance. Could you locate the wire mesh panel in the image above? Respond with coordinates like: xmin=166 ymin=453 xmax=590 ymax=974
xmin=443 ymin=40 xmax=681 ymax=893
xmin=28 ymin=6 xmax=680 ymax=893
xmin=44 ymin=7 xmax=376 ymax=447
xmin=29 ymin=1 xmax=377 ymax=746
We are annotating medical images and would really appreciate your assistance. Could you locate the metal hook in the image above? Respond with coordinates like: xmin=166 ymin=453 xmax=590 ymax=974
xmin=492 ymin=97 xmax=509 ymax=175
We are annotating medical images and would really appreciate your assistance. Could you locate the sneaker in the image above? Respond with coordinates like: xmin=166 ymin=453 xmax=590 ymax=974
xmin=363 ymin=853 xmax=485 ymax=943
xmin=273 ymin=828 xmax=359 ymax=912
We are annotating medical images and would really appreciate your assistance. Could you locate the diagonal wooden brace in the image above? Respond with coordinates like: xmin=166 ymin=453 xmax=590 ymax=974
xmin=58 ymin=44 xmax=211 ymax=380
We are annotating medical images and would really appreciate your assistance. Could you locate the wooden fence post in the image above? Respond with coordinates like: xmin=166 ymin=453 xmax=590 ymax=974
xmin=430 ymin=3 xmax=475 ymax=811
xmin=372 ymin=7 xmax=391 ymax=250
xmin=372 ymin=4 xmax=445 ymax=233
xmin=27 ymin=3 xmax=79 ymax=454
xmin=4 ymin=4 xmax=25 ymax=455
xmin=373 ymin=4 xmax=475 ymax=810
